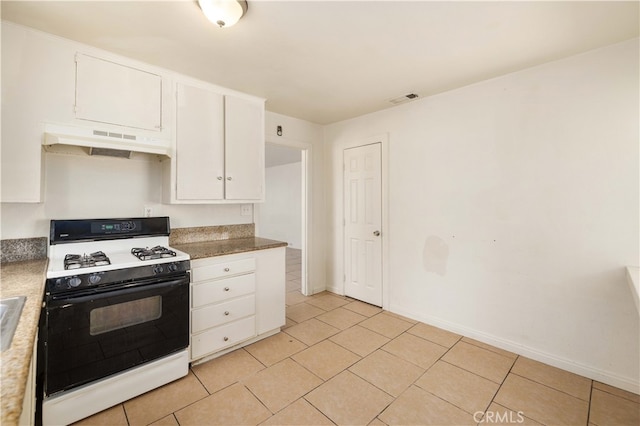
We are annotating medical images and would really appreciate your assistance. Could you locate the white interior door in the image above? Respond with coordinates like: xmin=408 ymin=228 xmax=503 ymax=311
xmin=344 ymin=143 xmax=382 ymax=306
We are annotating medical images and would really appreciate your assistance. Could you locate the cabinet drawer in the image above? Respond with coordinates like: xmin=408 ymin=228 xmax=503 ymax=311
xmin=192 ymin=258 xmax=256 ymax=282
xmin=191 ymin=316 xmax=256 ymax=360
xmin=192 ymin=294 xmax=255 ymax=333
xmin=192 ymin=273 xmax=255 ymax=308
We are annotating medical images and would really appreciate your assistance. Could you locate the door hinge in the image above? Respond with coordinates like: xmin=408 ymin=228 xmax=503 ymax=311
xmin=343 ymin=274 xmax=346 ymax=282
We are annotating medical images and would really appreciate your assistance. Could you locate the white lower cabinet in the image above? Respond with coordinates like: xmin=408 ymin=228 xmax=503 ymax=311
xmin=189 ymin=247 xmax=285 ymax=362
xmin=192 ymin=294 xmax=256 ymax=332
xmin=191 ymin=316 xmax=256 ymax=360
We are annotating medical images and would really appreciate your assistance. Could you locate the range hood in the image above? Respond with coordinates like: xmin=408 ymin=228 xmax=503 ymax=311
xmin=43 ymin=123 xmax=171 ymax=158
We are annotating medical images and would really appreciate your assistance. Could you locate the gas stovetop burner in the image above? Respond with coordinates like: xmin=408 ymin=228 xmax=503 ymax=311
xmin=64 ymin=251 xmax=111 ymax=270
xmin=131 ymin=246 xmax=177 ymax=261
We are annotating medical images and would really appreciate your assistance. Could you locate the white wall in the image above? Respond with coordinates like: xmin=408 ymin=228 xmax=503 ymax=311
xmin=324 ymin=38 xmax=640 ymax=392
xmin=0 ymin=152 xmax=251 ymax=239
xmin=258 ymin=161 xmax=303 ymax=249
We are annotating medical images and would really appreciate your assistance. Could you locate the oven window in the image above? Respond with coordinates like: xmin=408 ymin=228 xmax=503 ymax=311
xmin=90 ymin=295 xmax=162 ymax=335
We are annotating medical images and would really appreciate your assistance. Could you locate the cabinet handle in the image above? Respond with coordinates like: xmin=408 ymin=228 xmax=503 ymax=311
xmin=224 ymin=311 xmax=230 ymax=316
xmin=226 ymin=176 xmax=232 ymax=181
xmin=223 ymin=336 xmax=229 ymax=342
xmin=224 ymin=267 xmax=230 ymax=272
xmin=224 ymin=287 xmax=230 ymax=291
xmin=217 ymin=176 xmax=223 ymax=181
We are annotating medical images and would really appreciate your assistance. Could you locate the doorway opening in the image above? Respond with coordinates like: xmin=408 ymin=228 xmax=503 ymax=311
xmin=257 ymin=142 xmax=309 ymax=296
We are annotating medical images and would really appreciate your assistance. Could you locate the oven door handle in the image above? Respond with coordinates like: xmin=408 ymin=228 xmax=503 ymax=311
xmin=46 ymin=275 xmax=189 ymax=306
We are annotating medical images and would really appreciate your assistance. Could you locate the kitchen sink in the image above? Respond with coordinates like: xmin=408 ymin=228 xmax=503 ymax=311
xmin=0 ymin=296 xmax=26 ymax=351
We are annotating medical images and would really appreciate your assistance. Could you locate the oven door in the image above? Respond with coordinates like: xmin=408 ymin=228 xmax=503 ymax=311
xmin=42 ymin=274 xmax=189 ymax=396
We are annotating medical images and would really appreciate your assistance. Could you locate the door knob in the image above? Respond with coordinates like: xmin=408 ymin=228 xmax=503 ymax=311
xmin=373 ymin=230 xmax=381 ymax=236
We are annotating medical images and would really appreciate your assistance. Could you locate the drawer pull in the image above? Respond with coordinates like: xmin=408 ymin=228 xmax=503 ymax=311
xmin=224 ymin=287 xmax=230 ymax=291
xmin=224 ymin=267 xmax=230 ymax=272
xmin=223 ymin=336 xmax=229 ymax=341
xmin=224 ymin=311 xmax=230 ymax=316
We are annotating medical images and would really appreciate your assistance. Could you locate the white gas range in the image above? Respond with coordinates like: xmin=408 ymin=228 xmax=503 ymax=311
xmin=41 ymin=217 xmax=191 ymax=425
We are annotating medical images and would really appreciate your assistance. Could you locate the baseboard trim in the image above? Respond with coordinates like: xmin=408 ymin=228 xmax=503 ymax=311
xmin=389 ymin=303 xmax=640 ymax=395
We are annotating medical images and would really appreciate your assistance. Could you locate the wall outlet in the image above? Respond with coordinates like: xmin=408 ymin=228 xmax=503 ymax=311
xmin=144 ymin=206 xmax=153 ymax=217
xmin=240 ymin=204 xmax=252 ymax=217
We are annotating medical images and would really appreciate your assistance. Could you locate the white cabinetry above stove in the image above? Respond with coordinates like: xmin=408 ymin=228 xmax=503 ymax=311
xmin=163 ymin=81 xmax=265 ymax=204
xmin=75 ymin=54 xmax=163 ymax=131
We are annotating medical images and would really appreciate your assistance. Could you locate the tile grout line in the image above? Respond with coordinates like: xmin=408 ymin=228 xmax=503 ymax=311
xmin=507 ymin=370 xmax=593 ymax=403
xmin=590 ymin=384 xmax=640 ymax=403
xmin=479 ymin=353 xmax=521 ymax=423
xmin=586 ymin=379 xmax=594 ymax=426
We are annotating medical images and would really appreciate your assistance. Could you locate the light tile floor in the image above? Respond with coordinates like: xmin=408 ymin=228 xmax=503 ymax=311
xmin=75 ymin=248 xmax=640 ymax=425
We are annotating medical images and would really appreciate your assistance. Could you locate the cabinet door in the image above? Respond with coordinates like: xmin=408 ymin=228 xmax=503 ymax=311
xmin=191 ymin=316 xmax=256 ymax=360
xmin=176 ymin=83 xmax=225 ymax=200
xmin=192 ymin=257 xmax=255 ymax=282
xmin=255 ymin=247 xmax=286 ymax=334
xmin=224 ymin=96 xmax=264 ymax=200
xmin=75 ymin=54 xmax=162 ymax=131
xmin=192 ymin=273 xmax=256 ymax=308
xmin=191 ymin=294 xmax=255 ymax=333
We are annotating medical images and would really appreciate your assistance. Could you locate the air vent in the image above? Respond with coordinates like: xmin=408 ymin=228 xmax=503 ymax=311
xmin=388 ymin=93 xmax=419 ymax=105
xmin=89 ymin=147 xmax=132 ymax=158
xmin=92 ymin=129 xmax=137 ymax=141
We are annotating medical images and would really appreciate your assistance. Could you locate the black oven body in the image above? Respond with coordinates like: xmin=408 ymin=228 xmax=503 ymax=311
xmin=41 ymin=272 xmax=189 ymax=396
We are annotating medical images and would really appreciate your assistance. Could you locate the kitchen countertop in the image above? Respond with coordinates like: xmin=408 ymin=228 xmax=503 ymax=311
xmin=173 ymin=237 xmax=287 ymax=260
xmin=0 ymin=259 xmax=47 ymax=426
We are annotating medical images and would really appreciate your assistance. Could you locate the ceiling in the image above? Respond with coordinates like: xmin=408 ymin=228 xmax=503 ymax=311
xmin=1 ymin=1 xmax=638 ymax=125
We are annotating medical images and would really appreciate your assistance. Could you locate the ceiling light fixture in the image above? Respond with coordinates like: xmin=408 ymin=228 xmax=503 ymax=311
xmin=198 ymin=0 xmax=248 ymax=28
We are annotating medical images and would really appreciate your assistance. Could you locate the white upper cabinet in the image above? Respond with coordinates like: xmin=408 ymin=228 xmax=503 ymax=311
xmin=175 ymin=83 xmax=225 ymax=200
xmin=166 ymin=80 xmax=265 ymax=204
xmin=75 ymin=54 xmax=163 ymax=131
xmin=0 ymin=22 xmax=74 ymax=202
xmin=225 ymin=96 xmax=264 ymax=200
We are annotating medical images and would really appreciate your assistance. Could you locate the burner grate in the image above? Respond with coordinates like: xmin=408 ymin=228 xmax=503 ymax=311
xmin=64 ymin=251 xmax=111 ymax=270
xmin=131 ymin=246 xmax=177 ymax=261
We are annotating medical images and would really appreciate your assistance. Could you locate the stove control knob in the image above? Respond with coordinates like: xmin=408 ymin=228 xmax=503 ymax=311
xmin=68 ymin=277 xmax=82 ymax=288
xmin=88 ymin=274 xmax=102 ymax=285
xmin=153 ymin=265 xmax=164 ymax=274
xmin=54 ymin=278 xmax=64 ymax=290
xmin=167 ymin=263 xmax=178 ymax=272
